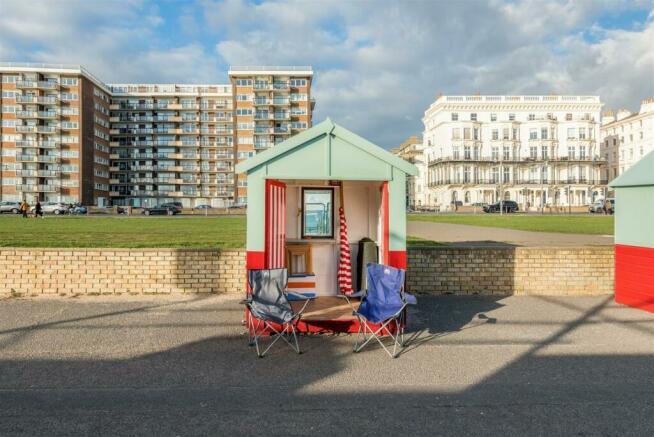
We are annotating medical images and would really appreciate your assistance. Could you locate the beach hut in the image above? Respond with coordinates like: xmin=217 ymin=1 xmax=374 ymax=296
xmin=609 ymin=150 xmax=654 ymax=312
xmin=235 ymin=118 xmax=418 ymax=332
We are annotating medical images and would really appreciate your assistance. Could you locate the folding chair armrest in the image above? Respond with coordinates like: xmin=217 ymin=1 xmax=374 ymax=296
xmin=293 ymin=297 xmax=312 ymax=319
xmin=285 ymin=291 xmax=316 ymax=301
xmin=403 ymin=293 xmax=418 ymax=305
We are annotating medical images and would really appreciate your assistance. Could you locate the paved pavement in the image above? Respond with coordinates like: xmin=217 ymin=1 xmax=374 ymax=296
xmin=408 ymin=221 xmax=614 ymax=246
xmin=1 ymin=294 xmax=653 ymax=436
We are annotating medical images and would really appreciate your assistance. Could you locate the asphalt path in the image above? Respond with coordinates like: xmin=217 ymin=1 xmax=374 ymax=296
xmin=408 ymin=220 xmax=613 ymax=246
xmin=1 ymin=294 xmax=653 ymax=436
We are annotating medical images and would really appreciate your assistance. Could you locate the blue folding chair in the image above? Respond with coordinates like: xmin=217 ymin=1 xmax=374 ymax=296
xmin=353 ymin=263 xmax=417 ymax=358
xmin=244 ymin=269 xmax=311 ymax=358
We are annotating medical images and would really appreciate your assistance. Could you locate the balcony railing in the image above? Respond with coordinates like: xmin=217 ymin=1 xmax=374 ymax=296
xmin=16 ymin=80 xmax=58 ymax=89
xmin=429 ymin=156 xmax=607 ymax=165
xmin=16 ymin=184 xmax=59 ymax=192
xmin=429 ymin=178 xmax=609 ymax=186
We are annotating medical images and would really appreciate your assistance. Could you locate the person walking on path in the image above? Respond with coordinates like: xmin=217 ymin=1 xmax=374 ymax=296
xmin=34 ymin=201 xmax=43 ymax=219
xmin=20 ymin=200 xmax=29 ymax=218
xmin=604 ymin=198 xmax=612 ymax=215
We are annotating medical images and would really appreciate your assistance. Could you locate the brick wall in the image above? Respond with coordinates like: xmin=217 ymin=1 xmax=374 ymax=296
xmin=0 ymin=249 xmax=246 ymax=296
xmin=0 ymin=246 xmax=614 ymax=297
xmin=407 ymin=246 xmax=614 ymax=295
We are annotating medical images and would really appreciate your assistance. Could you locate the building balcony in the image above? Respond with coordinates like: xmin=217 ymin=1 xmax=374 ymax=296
xmin=253 ymin=82 xmax=273 ymax=90
xmin=254 ymin=99 xmax=271 ymax=106
xmin=428 ymin=156 xmax=608 ymax=166
xmin=16 ymin=80 xmax=58 ymax=90
xmin=16 ymin=154 xmax=59 ymax=163
xmin=428 ymin=178 xmax=609 ymax=187
xmin=17 ymin=184 xmax=59 ymax=192
xmin=15 ymin=95 xmax=58 ymax=105
xmin=16 ymin=141 xmax=58 ymax=149
xmin=272 ymin=99 xmax=290 ymax=106
xmin=15 ymin=169 xmax=60 ymax=177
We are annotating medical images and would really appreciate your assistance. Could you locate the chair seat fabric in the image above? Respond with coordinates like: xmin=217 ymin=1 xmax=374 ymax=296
xmin=356 ymin=263 xmax=406 ymax=324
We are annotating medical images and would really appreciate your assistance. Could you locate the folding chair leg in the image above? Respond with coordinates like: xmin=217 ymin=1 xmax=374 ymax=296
xmin=353 ymin=318 xmax=404 ymax=358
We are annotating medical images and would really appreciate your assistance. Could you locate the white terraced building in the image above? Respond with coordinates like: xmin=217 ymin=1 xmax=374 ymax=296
xmin=422 ymin=95 xmax=607 ymax=211
xmin=600 ymin=97 xmax=654 ymax=186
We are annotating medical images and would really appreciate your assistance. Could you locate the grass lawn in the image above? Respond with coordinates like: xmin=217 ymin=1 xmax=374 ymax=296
xmin=408 ymin=214 xmax=614 ymax=235
xmin=0 ymin=215 xmax=444 ymax=249
xmin=0 ymin=216 xmax=246 ymax=248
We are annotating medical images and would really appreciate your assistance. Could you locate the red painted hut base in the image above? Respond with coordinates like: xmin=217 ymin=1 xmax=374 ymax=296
xmin=615 ymin=244 xmax=654 ymax=313
xmin=246 ymin=296 xmax=400 ymax=335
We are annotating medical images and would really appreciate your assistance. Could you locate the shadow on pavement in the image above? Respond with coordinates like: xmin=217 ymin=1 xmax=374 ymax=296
xmin=1 ymin=295 xmax=654 ymax=435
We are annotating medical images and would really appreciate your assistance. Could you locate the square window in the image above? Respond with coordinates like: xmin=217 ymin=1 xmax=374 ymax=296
xmin=302 ymin=188 xmax=334 ymax=239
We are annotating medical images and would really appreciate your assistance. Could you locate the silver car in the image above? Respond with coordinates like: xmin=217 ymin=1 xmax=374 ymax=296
xmin=30 ymin=202 xmax=69 ymax=215
xmin=0 ymin=201 xmax=21 ymax=214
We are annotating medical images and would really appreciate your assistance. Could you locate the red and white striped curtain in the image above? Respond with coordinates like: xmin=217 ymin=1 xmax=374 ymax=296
xmin=338 ymin=204 xmax=354 ymax=295
xmin=265 ymin=180 xmax=286 ymax=269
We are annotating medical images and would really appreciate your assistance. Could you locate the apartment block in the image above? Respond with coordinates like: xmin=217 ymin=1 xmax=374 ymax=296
xmin=229 ymin=66 xmax=314 ymax=205
xmin=600 ymin=97 xmax=654 ymax=185
xmin=107 ymin=83 xmax=235 ymax=208
xmin=1 ymin=64 xmax=111 ymax=206
xmin=423 ymin=95 xmax=606 ymax=211
xmin=391 ymin=135 xmax=427 ymax=209
xmin=0 ymin=63 xmax=313 ymax=208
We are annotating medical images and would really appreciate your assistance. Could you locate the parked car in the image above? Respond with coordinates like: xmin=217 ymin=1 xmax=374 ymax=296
xmin=0 ymin=201 xmax=21 ymax=214
xmin=483 ymin=200 xmax=519 ymax=213
xmin=160 ymin=202 xmax=183 ymax=214
xmin=195 ymin=204 xmax=212 ymax=209
xmin=142 ymin=205 xmax=177 ymax=216
xmin=588 ymin=200 xmax=604 ymax=213
xmin=70 ymin=205 xmax=87 ymax=215
xmin=29 ymin=202 xmax=69 ymax=215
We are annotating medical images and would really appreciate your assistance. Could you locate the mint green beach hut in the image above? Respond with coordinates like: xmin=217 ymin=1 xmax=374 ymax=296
xmin=235 ymin=119 xmax=418 ymax=333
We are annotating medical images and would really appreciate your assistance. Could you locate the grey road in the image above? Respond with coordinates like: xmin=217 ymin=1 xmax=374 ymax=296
xmin=408 ymin=220 xmax=614 ymax=246
xmin=1 ymin=294 xmax=653 ymax=436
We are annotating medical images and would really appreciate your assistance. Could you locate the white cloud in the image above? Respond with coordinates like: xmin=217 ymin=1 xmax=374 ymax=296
xmin=0 ymin=0 xmax=652 ymax=147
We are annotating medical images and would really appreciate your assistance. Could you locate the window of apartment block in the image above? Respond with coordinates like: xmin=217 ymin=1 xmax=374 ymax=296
xmin=503 ymin=146 xmax=510 ymax=160
xmin=236 ymin=94 xmax=250 ymax=101
xmin=453 ymin=147 xmax=460 ymax=159
xmin=541 ymin=146 xmax=548 ymax=159
xmin=513 ymin=128 xmax=519 ymax=140
xmin=463 ymin=167 xmax=470 ymax=183
xmin=528 ymin=114 xmax=535 ymax=121
xmin=530 ymin=146 xmax=537 ymax=159
xmin=567 ymin=128 xmax=575 ymax=139
xmin=470 ymin=113 xmax=477 ymax=121
xmin=503 ymin=167 xmax=510 ymax=183
xmin=463 ymin=128 xmax=471 ymax=139
xmin=641 ymin=146 xmax=644 ymax=156
xmin=566 ymin=113 xmax=572 ymax=121
xmin=579 ymin=128 xmax=586 ymax=139
xmin=452 ymin=128 xmax=461 ymax=139
xmin=490 ymin=113 xmax=497 ymax=121
xmin=464 ymin=146 xmax=471 ymax=159
xmin=508 ymin=113 xmax=515 ymax=121
xmin=630 ymin=149 xmax=634 ymax=159
xmin=61 ymin=78 xmax=78 ymax=86
xmin=473 ymin=146 xmax=480 ymax=160
xmin=529 ymin=128 xmax=538 ymax=140
xmin=451 ymin=113 xmax=458 ymax=121
xmin=541 ymin=127 xmax=548 ymax=139
xmin=568 ymin=146 xmax=576 ymax=159
xmin=473 ymin=127 xmax=479 ymax=140
xmin=580 ymin=146 xmax=586 ymax=160
xmin=629 ymin=134 xmax=633 ymax=142
xmin=502 ymin=128 xmax=509 ymax=140
xmin=492 ymin=147 xmax=499 ymax=160
xmin=492 ymin=129 xmax=499 ymax=140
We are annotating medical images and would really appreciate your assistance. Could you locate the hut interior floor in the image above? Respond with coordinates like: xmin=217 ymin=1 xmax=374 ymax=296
xmin=290 ymin=296 xmax=360 ymax=321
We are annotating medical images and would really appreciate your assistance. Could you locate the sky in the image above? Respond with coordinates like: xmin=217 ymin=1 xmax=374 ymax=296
xmin=1 ymin=0 xmax=653 ymax=148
